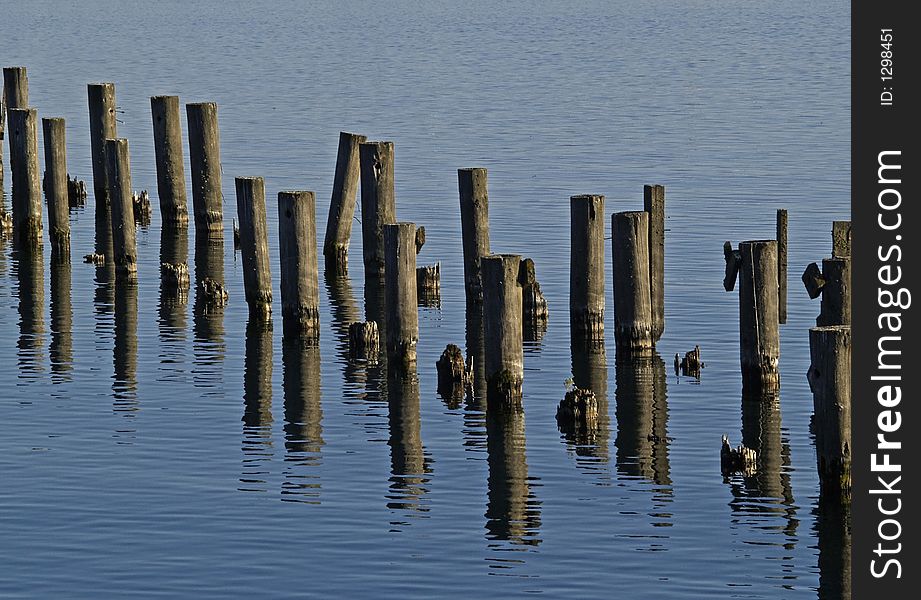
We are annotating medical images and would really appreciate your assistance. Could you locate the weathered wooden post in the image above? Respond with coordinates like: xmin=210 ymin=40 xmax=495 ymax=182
xmin=776 ymin=209 xmax=788 ymax=324
xmin=643 ymin=185 xmax=665 ymax=341
xmin=278 ymin=190 xmax=320 ymax=340
xmin=358 ymin=141 xmax=395 ymax=276
xmin=87 ymin=83 xmax=117 ymax=203
xmin=150 ymin=95 xmax=189 ymax=226
xmin=3 ymin=67 xmax=29 ymax=108
xmin=458 ymin=168 xmax=491 ymax=304
xmin=235 ymin=176 xmax=272 ymax=316
xmin=383 ymin=222 xmax=419 ymax=370
xmin=42 ymin=117 xmax=70 ymax=257
xmin=323 ymin=131 xmax=366 ymax=274
xmin=481 ymin=254 xmax=524 ymax=404
xmin=808 ymin=325 xmax=851 ymax=495
xmin=832 ymin=220 xmax=851 ymax=258
xmin=187 ymin=102 xmax=223 ymax=238
xmin=570 ymin=194 xmax=605 ymax=340
xmin=7 ymin=108 xmax=43 ymax=245
xmin=105 ymin=138 xmax=137 ymax=278
xmin=519 ymin=257 xmax=548 ymax=341
xmin=725 ymin=240 xmax=780 ymax=394
xmin=611 ymin=212 xmax=654 ymax=354
xmin=803 ymin=257 xmax=851 ymax=326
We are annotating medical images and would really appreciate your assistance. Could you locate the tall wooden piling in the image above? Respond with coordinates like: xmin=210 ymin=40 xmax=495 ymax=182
xmin=776 ymin=209 xmax=788 ymax=324
xmin=42 ymin=117 xmax=70 ymax=257
xmin=738 ymin=240 xmax=780 ymax=394
xmin=187 ymin=102 xmax=223 ymax=238
xmin=358 ymin=141 xmax=395 ymax=275
xmin=481 ymin=254 xmax=524 ymax=404
xmin=570 ymin=194 xmax=605 ymax=339
xmin=611 ymin=211 xmax=654 ymax=354
xmin=235 ymin=176 xmax=272 ymax=315
xmin=104 ymin=138 xmax=137 ymax=277
xmin=323 ymin=131 xmax=366 ymax=274
xmin=817 ymin=258 xmax=850 ymax=326
xmin=278 ymin=190 xmax=320 ymax=340
xmin=807 ymin=325 xmax=851 ymax=494
xmin=458 ymin=168 xmax=491 ymax=304
xmin=383 ymin=222 xmax=419 ymax=370
xmin=7 ymin=108 xmax=43 ymax=245
xmin=3 ymin=67 xmax=29 ymax=109
xmin=151 ymin=95 xmax=189 ymax=226
xmin=832 ymin=220 xmax=851 ymax=258
xmin=643 ymin=185 xmax=665 ymax=341
xmin=87 ymin=83 xmax=117 ymax=204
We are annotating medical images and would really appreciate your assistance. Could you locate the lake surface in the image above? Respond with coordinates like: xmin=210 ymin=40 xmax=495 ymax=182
xmin=0 ymin=1 xmax=850 ymax=597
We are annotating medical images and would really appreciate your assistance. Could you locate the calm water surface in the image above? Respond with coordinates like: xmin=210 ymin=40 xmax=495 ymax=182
xmin=0 ymin=1 xmax=849 ymax=597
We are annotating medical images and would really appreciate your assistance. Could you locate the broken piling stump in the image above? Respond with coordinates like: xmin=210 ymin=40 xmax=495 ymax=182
xmin=720 ymin=435 xmax=758 ymax=477
xmin=807 ymin=325 xmax=851 ymax=496
xmin=198 ymin=276 xmax=228 ymax=305
xmin=679 ymin=345 xmax=703 ymax=378
xmin=519 ymin=257 xmax=548 ymax=340
xmin=416 ymin=262 xmax=441 ymax=307
xmin=348 ymin=321 xmax=380 ymax=363
xmin=41 ymin=117 xmax=70 ymax=258
xmin=611 ymin=211 xmax=654 ymax=354
xmin=570 ymin=194 xmax=605 ymax=340
xmin=132 ymin=190 xmax=151 ymax=226
xmin=383 ymin=222 xmax=419 ymax=371
xmin=358 ymin=141 xmax=395 ymax=276
xmin=458 ymin=167 xmax=490 ymax=304
xmin=278 ymin=190 xmax=320 ymax=341
xmin=556 ymin=386 xmax=599 ymax=446
xmin=323 ymin=131 xmax=366 ymax=275
xmin=235 ymin=176 xmax=272 ymax=316
xmin=436 ymin=343 xmax=473 ymax=402
xmin=105 ymin=139 xmax=137 ymax=278
xmin=161 ymin=261 xmax=190 ymax=293
xmin=482 ymin=254 xmax=524 ymax=405
xmin=186 ymin=102 xmax=223 ymax=238
xmin=150 ymin=95 xmax=189 ymax=226
xmin=67 ymin=175 xmax=87 ymax=207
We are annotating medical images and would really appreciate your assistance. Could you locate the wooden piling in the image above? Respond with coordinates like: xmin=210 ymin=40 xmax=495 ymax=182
xmin=187 ymin=102 xmax=223 ymax=237
xmin=832 ymin=220 xmax=851 ymax=258
xmin=481 ymin=254 xmax=524 ymax=404
xmin=278 ymin=190 xmax=320 ymax=340
xmin=807 ymin=325 xmax=851 ymax=495
xmin=8 ymin=108 xmax=43 ymax=245
xmin=358 ymin=141 xmax=395 ymax=275
xmin=458 ymin=168 xmax=491 ymax=304
xmin=643 ymin=185 xmax=665 ymax=341
xmin=348 ymin=321 xmax=380 ymax=363
xmin=611 ymin=211 xmax=654 ymax=354
xmin=519 ymin=257 xmax=548 ymax=341
xmin=104 ymin=138 xmax=137 ymax=277
xmin=235 ymin=176 xmax=272 ymax=315
xmin=570 ymin=194 xmax=605 ymax=339
xmin=151 ymin=95 xmax=189 ymax=226
xmin=42 ymin=117 xmax=70 ymax=257
xmin=817 ymin=258 xmax=850 ymax=326
xmin=3 ymin=67 xmax=29 ymax=109
xmin=383 ymin=222 xmax=419 ymax=370
xmin=87 ymin=83 xmax=117 ymax=204
xmin=776 ymin=209 xmax=787 ymax=324
xmin=323 ymin=131 xmax=366 ymax=274
xmin=738 ymin=240 xmax=780 ymax=394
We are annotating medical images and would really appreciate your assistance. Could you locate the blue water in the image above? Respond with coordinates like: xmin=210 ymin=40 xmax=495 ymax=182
xmin=0 ymin=1 xmax=849 ymax=597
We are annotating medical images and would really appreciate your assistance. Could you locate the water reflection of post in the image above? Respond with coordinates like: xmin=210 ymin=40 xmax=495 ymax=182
xmin=324 ymin=270 xmax=363 ymax=387
xmin=729 ymin=394 xmax=797 ymax=541
xmin=112 ymin=277 xmax=138 ymax=412
xmin=159 ymin=226 xmax=189 ymax=342
xmin=281 ymin=337 xmax=323 ymax=504
xmin=240 ymin=317 xmax=273 ymax=493
xmin=49 ymin=254 xmax=73 ymax=380
xmin=814 ymin=494 xmax=851 ymax=600
xmin=14 ymin=246 xmax=44 ymax=376
xmin=362 ymin=272 xmax=388 ymax=409
xmin=485 ymin=404 xmax=541 ymax=547
xmin=386 ymin=369 xmax=431 ymax=518
xmin=193 ymin=237 xmax=226 ymax=379
xmin=460 ymin=304 xmax=488 ymax=454
xmin=614 ymin=354 xmax=670 ymax=487
xmin=93 ymin=222 xmax=116 ymax=318
xmin=568 ymin=335 xmax=610 ymax=466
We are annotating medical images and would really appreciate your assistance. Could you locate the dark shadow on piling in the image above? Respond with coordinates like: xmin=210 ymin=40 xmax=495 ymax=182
xmin=565 ymin=334 xmax=610 ymax=471
xmin=13 ymin=245 xmax=44 ymax=378
xmin=281 ymin=336 xmax=323 ymax=504
xmin=49 ymin=254 xmax=73 ymax=381
xmin=725 ymin=393 xmax=799 ymax=549
xmin=240 ymin=316 xmax=273 ymax=493
xmin=814 ymin=493 xmax=851 ymax=600
xmin=386 ymin=368 xmax=432 ymax=523
xmin=485 ymin=403 xmax=542 ymax=549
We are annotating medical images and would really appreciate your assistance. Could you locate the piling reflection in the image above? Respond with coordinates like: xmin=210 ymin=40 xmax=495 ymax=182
xmin=565 ymin=335 xmax=610 ymax=470
xmin=325 ymin=270 xmax=363 ymax=388
xmin=386 ymin=369 xmax=432 ymax=521
xmin=240 ymin=316 xmax=273 ymax=493
xmin=49 ymin=255 xmax=73 ymax=381
xmin=485 ymin=404 xmax=541 ymax=548
xmin=14 ymin=246 xmax=44 ymax=377
xmin=614 ymin=354 xmax=671 ymax=487
xmin=159 ymin=225 xmax=189 ymax=344
xmin=726 ymin=394 xmax=798 ymax=547
xmin=462 ymin=304 xmax=487 ymax=453
xmin=281 ymin=337 xmax=323 ymax=504
xmin=814 ymin=494 xmax=851 ymax=600
xmin=193 ymin=237 xmax=226 ymax=384
xmin=112 ymin=277 xmax=138 ymax=413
